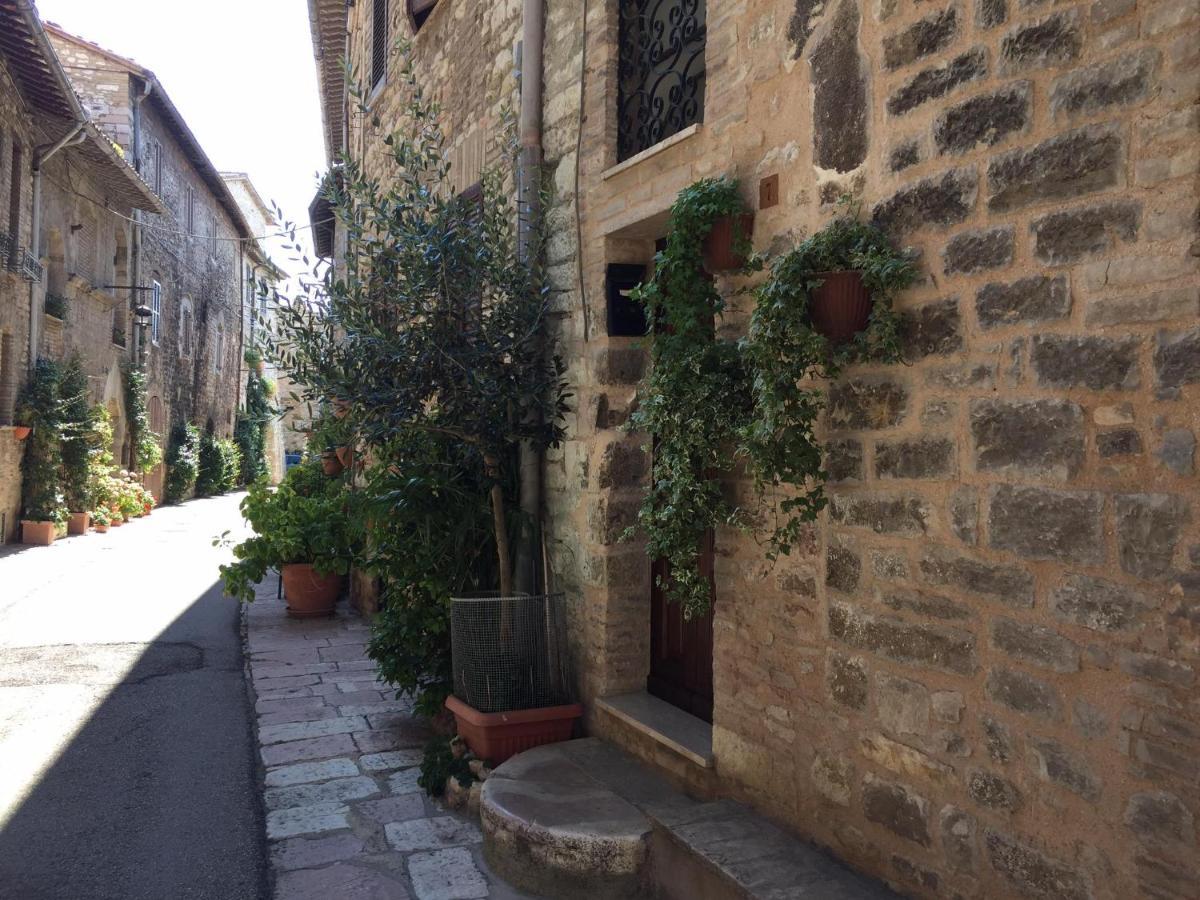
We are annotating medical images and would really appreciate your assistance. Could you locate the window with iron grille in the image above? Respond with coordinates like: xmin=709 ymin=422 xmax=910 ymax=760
xmin=372 ymin=0 xmax=389 ymax=90
xmin=617 ymin=0 xmax=707 ymax=163
xmin=409 ymin=0 xmax=438 ymax=30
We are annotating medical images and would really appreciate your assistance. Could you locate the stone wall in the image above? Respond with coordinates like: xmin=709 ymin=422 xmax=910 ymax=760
xmin=0 ymin=57 xmax=36 ymax=541
xmin=335 ymin=0 xmax=1199 ymax=896
xmin=539 ymin=1 xmax=1200 ymax=898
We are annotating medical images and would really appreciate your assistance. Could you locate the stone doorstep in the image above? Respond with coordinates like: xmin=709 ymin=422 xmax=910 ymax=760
xmin=595 ymin=691 xmax=715 ymax=768
xmin=479 ymin=738 xmax=902 ymax=900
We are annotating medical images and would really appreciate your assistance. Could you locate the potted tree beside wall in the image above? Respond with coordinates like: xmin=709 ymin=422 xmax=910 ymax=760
xmin=59 ymin=357 xmax=94 ymax=535
xmin=17 ymin=359 xmax=67 ymax=546
xmin=267 ymin=51 xmax=576 ymax=762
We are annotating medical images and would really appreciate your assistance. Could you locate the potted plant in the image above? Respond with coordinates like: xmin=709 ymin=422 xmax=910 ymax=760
xmin=11 ymin=425 xmax=30 ymax=441
xmin=782 ymin=203 xmax=916 ymax=345
xmin=703 ymin=210 xmax=755 ymax=272
xmin=265 ymin=56 xmax=576 ymax=760
xmin=60 ymin=357 xmax=94 ymax=536
xmin=220 ymin=461 xmax=356 ymax=617
xmin=92 ymin=508 xmax=111 ymax=533
xmin=16 ymin=359 xmax=67 ymax=546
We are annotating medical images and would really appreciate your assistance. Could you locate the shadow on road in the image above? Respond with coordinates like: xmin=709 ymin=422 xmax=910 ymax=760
xmin=0 ymin=578 xmax=270 ymax=900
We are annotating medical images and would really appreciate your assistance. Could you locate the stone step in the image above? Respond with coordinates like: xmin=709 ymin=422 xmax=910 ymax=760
xmin=480 ymin=738 xmax=903 ymax=900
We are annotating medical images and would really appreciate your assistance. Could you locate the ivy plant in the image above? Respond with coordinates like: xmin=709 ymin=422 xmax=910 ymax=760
xmin=626 ymin=185 xmax=916 ymax=619
xmin=122 ymin=363 xmax=162 ymax=474
xmin=17 ymin=358 xmax=66 ymax=524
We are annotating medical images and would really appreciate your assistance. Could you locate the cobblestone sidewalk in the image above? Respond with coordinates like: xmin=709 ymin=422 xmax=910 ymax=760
xmin=244 ymin=576 xmax=531 ymax=900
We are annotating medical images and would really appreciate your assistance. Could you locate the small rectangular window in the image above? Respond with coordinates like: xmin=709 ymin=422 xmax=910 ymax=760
xmin=152 ymin=141 xmax=163 ymax=194
xmin=372 ymin=0 xmax=389 ymax=89
xmin=185 ymin=186 xmax=196 ymax=231
xmin=151 ymin=281 xmax=162 ymax=344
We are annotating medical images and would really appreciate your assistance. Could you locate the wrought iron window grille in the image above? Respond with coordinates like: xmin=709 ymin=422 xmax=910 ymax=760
xmin=11 ymin=248 xmax=43 ymax=283
xmin=617 ymin=0 xmax=707 ymax=163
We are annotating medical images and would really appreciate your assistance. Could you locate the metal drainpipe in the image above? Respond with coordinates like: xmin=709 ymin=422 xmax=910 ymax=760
xmin=514 ymin=0 xmax=545 ymax=595
xmin=28 ymin=124 xmax=86 ymax=366
xmin=131 ymin=79 xmax=153 ymax=371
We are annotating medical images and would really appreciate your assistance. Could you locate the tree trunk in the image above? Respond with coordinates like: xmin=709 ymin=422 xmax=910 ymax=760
xmin=486 ymin=455 xmax=513 ymax=598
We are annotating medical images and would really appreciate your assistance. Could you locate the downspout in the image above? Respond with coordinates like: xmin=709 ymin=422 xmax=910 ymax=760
xmin=131 ymin=78 xmax=153 ymax=371
xmin=514 ymin=0 xmax=545 ymax=595
xmin=28 ymin=125 xmax=85 ymax=366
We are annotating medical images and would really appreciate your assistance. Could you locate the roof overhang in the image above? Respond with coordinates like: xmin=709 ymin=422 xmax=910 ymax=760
xmin=69 ymin=123 xmax=166 ymax=215
xmin=309 ymin=185 xmax=334 ymax=260
xmin=308 ymin=0 xmax=347 ymax=163
xmin=0 ymin=0 xmax=84 ymax=128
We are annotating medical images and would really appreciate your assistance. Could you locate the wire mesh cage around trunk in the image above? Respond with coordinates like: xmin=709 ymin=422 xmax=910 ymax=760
xmin=450 ymin=592 xmax=573 ymax=714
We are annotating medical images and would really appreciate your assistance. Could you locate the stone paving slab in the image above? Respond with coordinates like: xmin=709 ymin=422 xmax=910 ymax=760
xmin=242 ymin=575 xmax=535 ymax=900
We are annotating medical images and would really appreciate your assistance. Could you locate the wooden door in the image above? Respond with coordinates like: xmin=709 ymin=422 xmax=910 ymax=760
xmin=648 ymin=524 xmax=715 ymax=722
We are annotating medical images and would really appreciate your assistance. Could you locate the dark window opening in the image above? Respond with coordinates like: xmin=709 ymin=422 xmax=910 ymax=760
xmin=409 ymin=0 xmax=438 ymax=30
xmin=617 ymin=0 xmax=707 ymax=162
xmin=605 ymin=263 xmax=648 ymax=337
xmin=372 ymin=0 xmax=389 ymax=89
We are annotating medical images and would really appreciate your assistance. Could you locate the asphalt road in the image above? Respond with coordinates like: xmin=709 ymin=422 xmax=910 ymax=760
xmin=0 ymin=493 xmax=268 ymax=900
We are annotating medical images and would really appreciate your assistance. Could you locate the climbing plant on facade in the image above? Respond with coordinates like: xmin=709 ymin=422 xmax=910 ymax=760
xmin=627 ymin=182 xmax=916 ymax=619
xmin=122 ymin=363 xmax=162 ymax=474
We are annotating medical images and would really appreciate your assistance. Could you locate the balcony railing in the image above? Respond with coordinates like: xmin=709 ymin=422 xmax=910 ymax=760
xmin=617 ymin=0 xmax=707 ymax=163
xmin=44 ymin=293 xmax=68 ymax=320
xmin=11 ymin=248 xmax=43 ymax=283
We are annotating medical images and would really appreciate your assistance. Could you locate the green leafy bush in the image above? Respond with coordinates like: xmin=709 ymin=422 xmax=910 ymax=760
xmin=58 ymin=357 xmax=93 ymax=514
xmin=218 ymin=461 xmax=357 ymax=603
xmin=234 ymin=366 xmax=273 ymax=485
xmin=16 ymin=358 xmax=66 ymax=524
xmin=164 ymin=423 xmax=200 ymax=504
xmin=195 ymin=431 xmax=226 ymax=497
xmin=219 ymin=439 xmax=242 ymax=492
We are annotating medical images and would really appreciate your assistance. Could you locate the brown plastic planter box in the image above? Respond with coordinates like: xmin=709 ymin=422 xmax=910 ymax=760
xmin=21 ymin=521 xmax=56 ymax=546
xmin=809 ymin=270 xmax=872 ymax=344
xmin=703 ymin=213 xmax=755 ymax=272
xmin=445 ymin=695 xmax=582 ymax=765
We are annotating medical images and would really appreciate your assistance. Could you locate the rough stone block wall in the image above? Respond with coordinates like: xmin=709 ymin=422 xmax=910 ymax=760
xmin=540 ymin=1 xmax=1200 ymax=898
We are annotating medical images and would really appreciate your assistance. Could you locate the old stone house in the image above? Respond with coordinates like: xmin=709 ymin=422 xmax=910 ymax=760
xmin=310 ymin=0 xmax=1199 ymax=897
xmin=0 ymin=2 xmax=162 ymax=541
xmin=47 ymin=25 xmax=259 ymax=498
xmin=220 ymin=170 xmax=286 ymax=482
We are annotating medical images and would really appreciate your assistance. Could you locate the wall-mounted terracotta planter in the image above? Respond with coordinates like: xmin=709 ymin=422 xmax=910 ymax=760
xmin=445 ymin=695 xmax=583 ymax=765
xmin=282 ymin=563 xmax=342 ymax=618
xmin=703 ymin=213 xmax=755 ymax=272
xmin=21 ymin=521 xmax=56 ymax=546
xmin=335 ymin=445 xmax=355 ymax=469
xmin=67 ymin=512 xmax=90 ymax=535
xmin=320 ymin=451 xmax=344 ymax=476
xmin=809 ymin=270 xmax=872 ymax=344
xmin=11 ymin=426 xmax=31 ymax=441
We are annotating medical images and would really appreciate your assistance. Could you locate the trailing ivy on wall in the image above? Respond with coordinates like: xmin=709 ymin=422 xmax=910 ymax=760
xmin=626 ymin=183 xmax=917 ymax=619
xmin=122 ymin=363 xmax=163 ymax=474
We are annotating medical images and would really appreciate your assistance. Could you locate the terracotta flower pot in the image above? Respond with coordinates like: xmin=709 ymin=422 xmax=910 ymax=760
xmin=703 ymin=213 xmax=755 ymax=272
xmin=282 ymin=563 xmax=342 ymax=618
xmin=321 ymin=451 xmax=344 ymax=476
xmin=67 ymin=512 xmax=91 ymax=535
xmin=110 ymin=516 xmax=124 ymax=527
xmin=809 ymin=270 xmax=873 ymax=344
xmin=21 ymin=520 xmax=56 ymax=546
xmin=12 ymin=426 xmax=31 ymax=441
xmin=143 ymin=503 xmax=153 ymax=516
xmin=444 ymin=695 xmax=583 ymax=765
xmin=335 ymin=445 xmax=355 ymax=469
xmin=94 ymin=523 xmax=109 ymax=533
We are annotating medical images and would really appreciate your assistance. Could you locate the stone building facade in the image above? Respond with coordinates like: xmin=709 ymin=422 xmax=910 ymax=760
xmin=0 ymin=4 xmax=161 ymax=540
xmin=48 ymin=26 xmax=257 ymax=498
xmin=312 ymin=1 xmax=1200 ymax=897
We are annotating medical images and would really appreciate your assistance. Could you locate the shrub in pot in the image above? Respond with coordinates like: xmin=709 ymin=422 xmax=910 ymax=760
xmin=59 ymin=357 xmax=95 ymax=535
xmin=92 ymin=508 xmax=111 ymax=533
xmin=219 ymin=461 xmax=356 ymax=617
xmin=265 ymin=53 xmax=575 ymax=758
xmin=164 ymin=423 xmax=200 ymax=504
xmin=16 ymin=359 xmax=66 ymax=545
